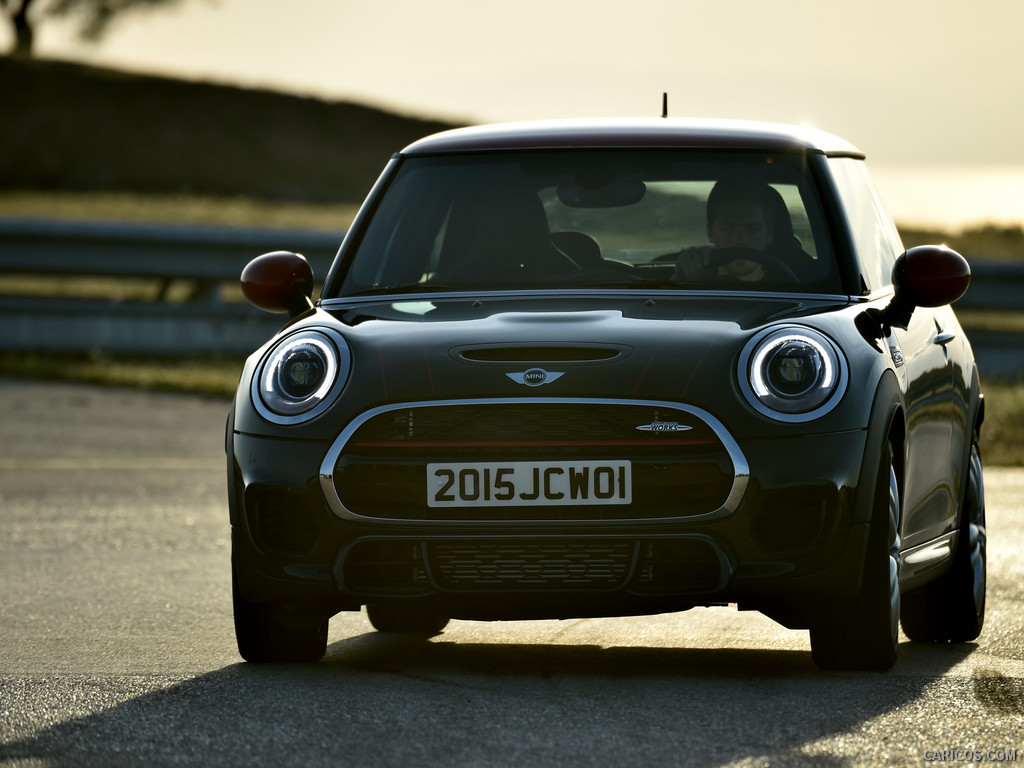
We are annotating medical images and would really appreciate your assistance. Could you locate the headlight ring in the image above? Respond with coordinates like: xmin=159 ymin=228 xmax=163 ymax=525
xmin=738 ymin=327 xmax=847 ymax=422
xmin=252 ymin=328 xmax=350 ymax=425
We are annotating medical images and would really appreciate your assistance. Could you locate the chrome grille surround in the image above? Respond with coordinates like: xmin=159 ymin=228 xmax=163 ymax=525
xmin=319 ymin=397 xmax=749 ymax=525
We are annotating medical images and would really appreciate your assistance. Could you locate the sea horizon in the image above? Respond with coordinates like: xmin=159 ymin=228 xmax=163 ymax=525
xmin=870 ymin=163 xmax=1024 ymax=232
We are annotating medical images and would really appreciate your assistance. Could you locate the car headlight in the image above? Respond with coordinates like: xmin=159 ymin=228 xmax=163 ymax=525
xmin=252 ymin=329 xmax=350 ymax=424
xmin=738 ymin=327 xmax=847 ymax=422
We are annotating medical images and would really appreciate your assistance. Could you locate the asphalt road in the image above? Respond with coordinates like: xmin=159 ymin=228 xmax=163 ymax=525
xmin=2 ymin=378 xmax=1023 ymax=767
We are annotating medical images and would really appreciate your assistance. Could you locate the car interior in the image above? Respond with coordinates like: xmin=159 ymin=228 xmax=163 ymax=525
xmin=339 ymin=152 xmax=845 ymax=295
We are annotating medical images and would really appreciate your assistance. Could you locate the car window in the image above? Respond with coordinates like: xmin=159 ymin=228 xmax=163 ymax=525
xmin=827 ymin=157 xmax=904 ymax=293
xmin=337 ymin=150 xmax=843 ymax=296
xmin=541 ymin=180 xmax=822 ymax=264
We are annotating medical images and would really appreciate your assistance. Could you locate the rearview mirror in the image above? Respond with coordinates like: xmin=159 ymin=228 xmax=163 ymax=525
xmin=556 ymin=179 xmax=646 ymax=208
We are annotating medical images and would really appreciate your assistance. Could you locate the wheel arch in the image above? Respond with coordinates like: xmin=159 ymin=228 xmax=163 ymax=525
xmin=853 ymin=368 xmax=905 ymax=527
xmin=953 ymin=362 xmax=985 ymax=526
xmin=955 ymin=361 xmax=986 ymax=543
xmin=968 ymin=362 xmax=985 ymax=449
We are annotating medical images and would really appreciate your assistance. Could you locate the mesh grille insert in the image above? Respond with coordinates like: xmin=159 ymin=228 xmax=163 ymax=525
xmin=429 ymin=539 xmax=634 ymax=590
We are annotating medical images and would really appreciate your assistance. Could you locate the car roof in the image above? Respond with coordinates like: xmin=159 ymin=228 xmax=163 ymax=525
xmin=400 ymin=118 xmax=865 ymax=158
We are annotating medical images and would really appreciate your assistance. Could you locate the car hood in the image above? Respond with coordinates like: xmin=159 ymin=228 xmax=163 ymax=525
xmin=314 ymin=293 xmax=859 ymax=406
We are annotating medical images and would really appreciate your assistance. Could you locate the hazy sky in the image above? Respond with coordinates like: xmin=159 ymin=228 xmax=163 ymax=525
xmin=5 ymin=0 xmax=1024 ymax=225
xmin=10 ymin=0 xmax=1023 ymax=166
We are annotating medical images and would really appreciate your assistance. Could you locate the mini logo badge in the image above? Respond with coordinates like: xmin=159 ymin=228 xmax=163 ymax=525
xmin=507 ymin=368 xmax=565 ymax=387
xmin=636 ymin=421 xmax=692 ymax=433
xmin=888 ymin=342 xmax=905 ymax=367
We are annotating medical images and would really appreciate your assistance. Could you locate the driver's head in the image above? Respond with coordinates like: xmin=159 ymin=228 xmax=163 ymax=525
xmin=706 ymin=181 xmax=773 ymax=251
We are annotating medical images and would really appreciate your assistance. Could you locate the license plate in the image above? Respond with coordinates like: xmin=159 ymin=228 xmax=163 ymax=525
xmin=427 ymin=460 xmax=631 ymax=507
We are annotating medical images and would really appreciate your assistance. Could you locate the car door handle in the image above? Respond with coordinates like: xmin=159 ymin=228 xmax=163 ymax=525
xmin=933 ymin=331 xmax=956 ymax=346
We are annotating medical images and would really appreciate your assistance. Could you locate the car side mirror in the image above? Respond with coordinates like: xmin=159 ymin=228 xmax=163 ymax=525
xmin=241 ymin=251 xmax=315 ymax=317
xmin=885 ymin=245 xmax=970 ymax=329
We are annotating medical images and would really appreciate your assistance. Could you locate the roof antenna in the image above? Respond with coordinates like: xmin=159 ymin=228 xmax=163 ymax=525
xmin=661 ymin=92 xmax=668 ymax=118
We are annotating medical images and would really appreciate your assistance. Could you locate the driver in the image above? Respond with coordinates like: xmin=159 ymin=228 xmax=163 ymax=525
xmin=672 ymin=181 xmax=777 ymax=282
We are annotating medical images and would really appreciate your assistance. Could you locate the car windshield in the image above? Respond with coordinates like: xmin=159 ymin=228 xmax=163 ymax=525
xmin=336 ymin=150 xmax=843 ymax=296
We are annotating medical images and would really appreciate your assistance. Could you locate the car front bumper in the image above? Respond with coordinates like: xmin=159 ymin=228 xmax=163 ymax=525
xmin=230 ymin=409 xmax=875 ymax=626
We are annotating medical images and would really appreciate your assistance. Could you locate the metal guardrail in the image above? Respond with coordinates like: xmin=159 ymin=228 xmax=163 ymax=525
xmin=0 ymin=217 xmax=1020 ymax=375
xmin=955 ymin=261 xmax=1024 ymax=313
xmin=0 ymin=218 xmax=340 ymax=357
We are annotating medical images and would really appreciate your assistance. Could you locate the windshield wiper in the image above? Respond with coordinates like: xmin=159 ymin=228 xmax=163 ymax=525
xmin=347 ymin=283 xmax=460 ymax=296
xmin=347 ymin=278 xmax=694 ymax=296
xmin=572 ymin=278 xmax=685 ymax=290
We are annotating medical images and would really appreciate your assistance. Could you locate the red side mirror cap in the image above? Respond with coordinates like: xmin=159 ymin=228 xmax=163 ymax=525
xmin=241 ymin=251 xmax=314 ymax=316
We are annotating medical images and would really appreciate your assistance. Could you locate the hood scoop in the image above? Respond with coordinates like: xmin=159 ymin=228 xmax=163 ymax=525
xmin=455 ymin=344 xmax=628 ymax=363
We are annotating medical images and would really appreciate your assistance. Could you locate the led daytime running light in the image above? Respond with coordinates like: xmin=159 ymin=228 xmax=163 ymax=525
xmin=264 ymin=336 xmax=337 ymax=409
xmin=252 ymin=328 xmax=350 ymax=425
xmin=739 ymin=327 xmax=847 ymax=422
xmin=750 ymin=335 xmax=833 ymax=399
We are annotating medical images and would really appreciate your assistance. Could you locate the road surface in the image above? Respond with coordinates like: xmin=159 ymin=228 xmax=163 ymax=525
xmin=2 ymin=379 xmax=1022 ymax=766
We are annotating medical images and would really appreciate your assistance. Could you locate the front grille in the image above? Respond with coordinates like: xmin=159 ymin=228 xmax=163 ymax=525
xmin=327 ymin=401 xmax=739 ymax=522
xmin=431 ymin=540 xmax=634 ymax=589
xmin=340 ymin=536 xmax=727 ymax=596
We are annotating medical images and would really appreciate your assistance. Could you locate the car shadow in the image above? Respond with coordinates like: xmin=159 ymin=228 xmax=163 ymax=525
xmin=0 ymin=635 xmax=984 ymax=766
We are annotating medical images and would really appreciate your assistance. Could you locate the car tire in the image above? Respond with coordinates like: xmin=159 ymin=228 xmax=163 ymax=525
xmin=810 ymin=441 xmax=900 ymax=671
xmin=366 ymin=604 xmax=450 ymax=635
xmin=901 ymin=440 xmax=986 ymax=643
xmin=233 ymin=568 xmax=328 ymax=663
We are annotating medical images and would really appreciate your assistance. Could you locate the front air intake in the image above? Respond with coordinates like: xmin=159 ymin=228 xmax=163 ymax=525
xmin=339 ymin=535 xmax=729 ymax=597
xmin=458 ymin=346 xmax=623 ymax=362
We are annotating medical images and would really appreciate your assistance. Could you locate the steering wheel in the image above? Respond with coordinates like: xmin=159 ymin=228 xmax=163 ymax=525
xmin=708 ymin=247 xmax=800 ymax=283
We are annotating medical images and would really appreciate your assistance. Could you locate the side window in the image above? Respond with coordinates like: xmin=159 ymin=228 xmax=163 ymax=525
xmin=828 ymin=158 xmax=904 ymax=292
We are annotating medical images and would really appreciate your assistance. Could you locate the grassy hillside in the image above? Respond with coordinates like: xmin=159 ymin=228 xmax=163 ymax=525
xmin=0 ymin=56 xmax=458 ymax=202
xmin=4 ymin=56 xmax=1024 ymax=257
xmin=899 ymin=223 xmax=1024 ymax=261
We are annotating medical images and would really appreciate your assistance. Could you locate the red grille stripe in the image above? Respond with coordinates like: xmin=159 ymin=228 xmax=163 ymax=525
xmin=351 ymin=439 xmax=715 ymax=448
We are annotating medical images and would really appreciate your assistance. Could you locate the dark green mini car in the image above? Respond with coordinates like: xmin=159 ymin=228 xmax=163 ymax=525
xmin=228 ymin=118 xmax=985 ymax=670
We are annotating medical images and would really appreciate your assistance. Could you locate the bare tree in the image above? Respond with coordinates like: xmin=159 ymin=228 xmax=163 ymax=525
xmin=2 ymin=0 xmax=36 ymax=57
xmin=3 ymin=0 xmax=190 ymax=58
